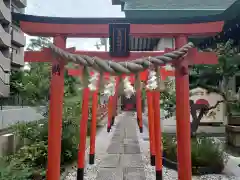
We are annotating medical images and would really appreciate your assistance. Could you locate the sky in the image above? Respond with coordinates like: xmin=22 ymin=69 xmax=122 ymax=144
xmin=25 ymin=0 xmax=125 ymax=50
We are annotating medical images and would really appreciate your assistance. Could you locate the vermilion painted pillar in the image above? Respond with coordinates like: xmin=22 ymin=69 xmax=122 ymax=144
xmin=47 ymin=36 xmax=66 ymax=180
xmin=77 ymin=67 xmax=90 ymax=180
xmin=146 ymin=91 xmax=156 ymax=166
xmin=175 ymin=36 xmax=192 ymax=180
xmin=153 ymin=90 xmax=162 ymax=180
xmin=89 ymin=89 xmax=98 ymax=164
xmin=107 ymin=96 xmax=113 ymax=132
xmin=136 ymin=73 xmax=143 ymax=133
xmin=112 ymin=77 xmax=119 ymax=126
xmin=136 ymin=89 xmax=143 ymax=132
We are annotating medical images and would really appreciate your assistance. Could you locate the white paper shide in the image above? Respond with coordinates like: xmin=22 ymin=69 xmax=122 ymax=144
xmin=88 ymin=71 xmax=99 ymax=91
xmin=123 ymin=76 xmax=135 ymax=99
xmin=103 ymin=76 xmax=116 ymax=98
xmin=146 ymin=70 xmax=158 ymax=90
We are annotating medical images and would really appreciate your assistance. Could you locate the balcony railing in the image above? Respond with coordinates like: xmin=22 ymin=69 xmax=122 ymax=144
xmin=0 ymin=50 xmax=11 ymax=72
xmin=12 ymin=0 xmax=27 ymax=8
xmin=11 ymin=25 xmax=26 ymax=47
xmin=0 ymin=24 xmax=11 ymax=48
xmin=11 ymin=49 xmax=24 ymax=66
xmin=0 ymin=1 xmax=11 ymax=23
xmin=0 ymin=78 xmax=9 ymax=97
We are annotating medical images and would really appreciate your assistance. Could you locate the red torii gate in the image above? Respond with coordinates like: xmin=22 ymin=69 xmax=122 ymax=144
xmin=67 ymin=63 xmax=175 ymax=133
xmin=19 ymin=13 xmax=222 ymax=180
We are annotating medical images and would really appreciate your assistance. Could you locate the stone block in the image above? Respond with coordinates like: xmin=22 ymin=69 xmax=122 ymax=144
xmin=107 ymin=143 xmax=124 ymax=154
xmin=124 ymin=144 xmax=141 ymax=154
xmin=99 ymin=154 xmax=120 ymax=168
xmin=96 ymin=168 xmax=123 ymax=180
xmin=226 ymin=125 xmax=240 ymax=147
xmin=123 ymin=138 xmax=138 ymax=145
xmin=120 ymin=154 xmax=144 ymax=167
xmin=228 ymin=115 xmax=240 ymax=126
xmin=124 ymin=167 xmax=146 ymax=180
xmin=0 ymin=133 xmax=14 ymax=156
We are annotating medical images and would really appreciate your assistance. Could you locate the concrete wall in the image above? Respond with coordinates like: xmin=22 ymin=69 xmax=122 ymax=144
xmin=0 ymin=106 xmax=44 ymax=129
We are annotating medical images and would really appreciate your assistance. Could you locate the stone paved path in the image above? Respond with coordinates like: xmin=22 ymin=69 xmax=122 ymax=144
xmin=96 ymin=114 xmax=146 ymax=180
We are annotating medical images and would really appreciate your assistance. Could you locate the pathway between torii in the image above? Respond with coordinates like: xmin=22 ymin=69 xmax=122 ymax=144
xmin=64 ymin=112 xmax=237 ymax=180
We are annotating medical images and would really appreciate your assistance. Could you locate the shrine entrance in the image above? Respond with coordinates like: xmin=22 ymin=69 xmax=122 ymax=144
xmin=121 ymin=94 xmax=136 ymax=111
xmin=14 ymin=12 xmax=223 ymax=180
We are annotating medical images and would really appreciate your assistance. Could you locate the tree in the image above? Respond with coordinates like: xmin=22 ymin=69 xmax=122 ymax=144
xmin=10 ymin=37 xmax=80 ymax=105
xmin=190 ymin=40 xmax=240 ymax=91
xmin=161 ymin=40 xmax=240 ymax=137
xmin=189 ymin=40 xmax=240 ymax=136
xmin=100 ymin=38 xmax=108 ymax=51
xmin=26 ymin=37 xmax=52 ymax=51
xmin=95 ymin=38 xmax=108 ymax=51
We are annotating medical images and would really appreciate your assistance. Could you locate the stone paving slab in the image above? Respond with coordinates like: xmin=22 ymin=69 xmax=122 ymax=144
xmin=96 ymin=168 xmax=123 ymax=180
xmin=120 ymin=154 xmax=144 ymax=167
xmin=96 ymin=113 xmax=146 ymax=180
xmin=99 ymin=154 xmax=120 ymax=168
xmin=107 ymin=144 xmax=124 ymax=154
xmin=123 ymin=138 xmax=138 ymax=144
xmin=124 ymin=144 xmax=141 ymax=154
xmin=124 ymin=167 xmax=145 ymax=180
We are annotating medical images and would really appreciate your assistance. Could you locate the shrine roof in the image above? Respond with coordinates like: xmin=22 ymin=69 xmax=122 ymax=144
xmin=123 ymin=0 xmax=236 ymax=10
xmin=198 ymin=0 xmax=240 ymax=48
xmin=112 ymin=0 xmax=237 ymax=18
xmin=12 ymin=12 xmax=223 ymax=25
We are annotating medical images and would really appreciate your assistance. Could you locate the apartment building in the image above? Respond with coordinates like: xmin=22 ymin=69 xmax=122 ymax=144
xmin=0 ymin=0 xmax=27 ymax=97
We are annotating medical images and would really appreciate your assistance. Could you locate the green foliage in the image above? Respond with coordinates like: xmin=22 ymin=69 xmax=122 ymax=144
xmin=160 ymin=79 xmax=176 ymax=117
xmin=26 ymin=37 xmax=51 ymax=51
xmin=190 ymin=40 xmax=240 ymax=87
xmin=4 ymin=36 xmax=85 ymax=179
xmin=163 ymin=134 xmax=224 ymax=169
xmin=10 ymin=62 xmax=51 ymax=105
xmin=189 ymin=40 xmax=240 ymax=116
xmin=0 ymin=159 xmax=32 ymax=180
xmin=10 ymin=37 xmax=81 ymax=105
xmin=1 ymin=96 xmax=82 ymax=179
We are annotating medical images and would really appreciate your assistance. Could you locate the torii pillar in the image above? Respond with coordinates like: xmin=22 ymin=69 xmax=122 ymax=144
xmin=175 ymin=36 xmax=192 ymax=180
xmin=47 ymin=36 xmax=66 ymax=180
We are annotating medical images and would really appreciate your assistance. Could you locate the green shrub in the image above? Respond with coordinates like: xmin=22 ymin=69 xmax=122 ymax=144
xmin=0 ymin=95 xmax=86 ymax=179
xmin=163 ymin=135 xmax=224 ymax=168
xmin=0 ymin=159 xmax=32 ymax=180
xmin=0 ymin=91 xmax=106 ymax=179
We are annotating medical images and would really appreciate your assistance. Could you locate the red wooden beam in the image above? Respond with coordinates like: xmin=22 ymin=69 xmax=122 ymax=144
xmin=24 ymin=50 xmax=51 ymax=62
xmin=20 ymin=21 xmax=224 ymax=37
xmin=24 ymin=49 xmax=168 ymax=62
xmin=187 ymin=48 xmax=218 ymax=65
xmin=24 ymin=48 xmax=218 ymax=64
xmin=160 ymin=68 xmax=175 ymax=80
xmin=24 ymin=47 xmax=76 ymax=62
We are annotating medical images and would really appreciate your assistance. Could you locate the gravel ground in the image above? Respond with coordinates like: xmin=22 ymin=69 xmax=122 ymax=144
xmin=64 ymin=113 xmax=124 ymax=180
xmin=136 ymin=123 xmax=239 ymax=180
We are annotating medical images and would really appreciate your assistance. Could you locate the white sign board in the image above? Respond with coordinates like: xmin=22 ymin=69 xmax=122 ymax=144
xmin=190 ymin=87 xmax=225 ymax=124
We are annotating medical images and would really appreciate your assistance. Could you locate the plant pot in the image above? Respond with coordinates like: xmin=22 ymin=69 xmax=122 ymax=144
xmin=226 ymin=125 xmax=240 ymax=147
xmin=162 ymin=151 xmax=223 ymax=175
xmin=228 ymin=114 xmax=240 ymax=126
